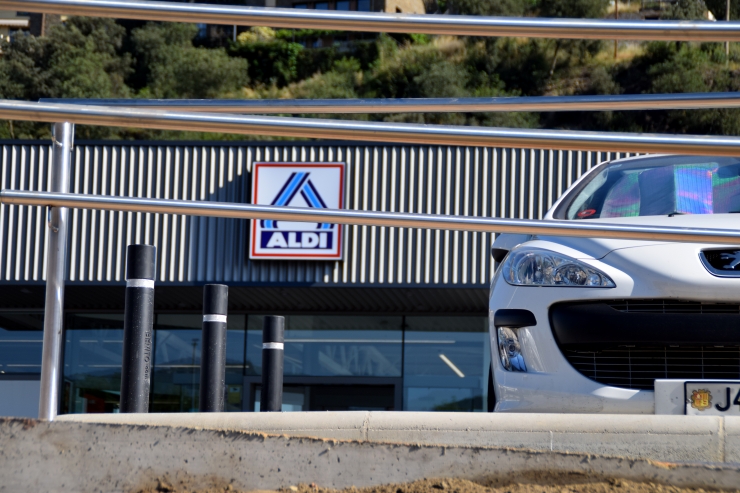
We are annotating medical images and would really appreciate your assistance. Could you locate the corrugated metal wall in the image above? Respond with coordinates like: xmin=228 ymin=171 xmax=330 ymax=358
xmin=0 ymin=141 xmax=640 ymax=286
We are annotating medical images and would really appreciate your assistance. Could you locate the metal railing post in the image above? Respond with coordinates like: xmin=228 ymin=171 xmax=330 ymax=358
xmin=38 ymin=121 xmax=73 ymax=421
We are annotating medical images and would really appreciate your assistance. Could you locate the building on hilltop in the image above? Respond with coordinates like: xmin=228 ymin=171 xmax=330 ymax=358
xmin=0 ymin=10 xmax=63 ymax=47
xmin=203 ymin=0 xmax=426 ymax=44
xmin=0 ymin=10 xmax=29 ymax=47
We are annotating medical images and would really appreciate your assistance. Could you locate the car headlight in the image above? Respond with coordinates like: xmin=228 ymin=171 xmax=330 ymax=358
xmin=502 ymin=248 xmax=615 ymax=287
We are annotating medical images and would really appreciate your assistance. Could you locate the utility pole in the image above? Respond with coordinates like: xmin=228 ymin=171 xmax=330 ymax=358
xmin=727 ymin=0 xmax=731 ymax=60
xmin=614 ymin=0 xmax=619 ymax=59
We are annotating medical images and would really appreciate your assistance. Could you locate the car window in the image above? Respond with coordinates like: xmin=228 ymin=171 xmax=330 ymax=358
xmin=560 ymin=157 xmax=740 ymax=220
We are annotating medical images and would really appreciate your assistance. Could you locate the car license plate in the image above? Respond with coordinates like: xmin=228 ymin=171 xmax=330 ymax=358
xmin=685 ymin=381 xmax=740 ymax=416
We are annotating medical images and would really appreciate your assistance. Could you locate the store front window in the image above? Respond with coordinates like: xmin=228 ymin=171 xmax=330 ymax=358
xmin=403 ymin=316 xmax=489 ymax=412
xmin=61 ymin=313 xmax=245 ymax=414
xmin=247 ymin=315 xmax=402 ymax=377
xmin=28 ymin=311 xmax=488 ymax=414
xmin=253 ymin=384 xmax=395 ymax=411
xmin=63 ymin=314 xmax=125 ymax=414
xmin=152 ymin=314 xmax=245 ymax=413
xmin=0 ymin=312 xmax=44 ymax=376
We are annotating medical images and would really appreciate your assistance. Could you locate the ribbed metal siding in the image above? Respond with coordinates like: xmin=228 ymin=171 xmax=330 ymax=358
xmin=0 ymin=142 xmax=640 ymax=285
xmin=0 ymin=144 xmax=53 ymax=282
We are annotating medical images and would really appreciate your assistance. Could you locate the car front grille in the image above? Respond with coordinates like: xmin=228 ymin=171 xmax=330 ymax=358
xmin=551 ymin=299 xmax=740 ymax=391
xmin=605 ymin=299 xmax=740 ymax=314
xmin=564 ymin=345 xmax=740 ymax=390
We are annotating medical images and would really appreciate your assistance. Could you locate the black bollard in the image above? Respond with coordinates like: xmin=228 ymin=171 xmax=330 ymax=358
xmin=120 ymin=244 xmax=156 ymax=413
xmin=260 ymin=316 xmax=284 ymax=412
xmin=199 ymin=284 xmax=228 ymax=412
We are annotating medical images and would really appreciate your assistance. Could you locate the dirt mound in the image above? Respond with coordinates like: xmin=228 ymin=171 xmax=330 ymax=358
xmin=135 ymin=475 xmax=740 ymax=493
xmin=278 ymin=476 xmax=738 ymax=493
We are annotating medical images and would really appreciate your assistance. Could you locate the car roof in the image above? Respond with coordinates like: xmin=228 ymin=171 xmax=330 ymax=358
xmin=605 ymin=153 xmax=670 ymax=166
xmin=603 ymin=154 xmax=740 ymax=169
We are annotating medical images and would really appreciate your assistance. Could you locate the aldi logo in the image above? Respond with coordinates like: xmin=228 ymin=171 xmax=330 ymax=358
xmin=250 ymin=162 xmax=345 ymax=260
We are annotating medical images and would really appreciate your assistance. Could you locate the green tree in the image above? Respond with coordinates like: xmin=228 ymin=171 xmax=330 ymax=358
xmin=606 ymin=42 xmax=740 ymax=135
xmin=538 ymin=0 xmax=609 ymax=18
xmin=466 ymin=38 xmax=550 ymax=96
xmin=538 ymin=0 xmax=610 ymax=76
xmin=292 ymin=58 xmax=363 ymax=100
xmin=365 ymin=35 xmax=461 ymax=101
xmin=0 ymin=17 xmax=133 ymax=138
xmin=0 ymin=16 xmax=132 ymax=101
xmin=647 ymin=43 xmax=740 ymax=134
xmin=446 ymin=0 xmax=534 ymax=16
xmin=131 ymin=22 xmax=248 ymax=99
xmin=0 ymin=35 xmax=50 ymax=102
xmin=363 ymin=35 xmax=537 ymax=126
xmin=228 ymin=27 xmax=304 ymax=87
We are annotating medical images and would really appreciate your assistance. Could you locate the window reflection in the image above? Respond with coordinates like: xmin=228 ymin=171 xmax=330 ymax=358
xmin=336 ymin=0 xmax=350 ymax=10
xmin=254 ymin=384 xmax=395 ymax=411
xmin=357 ymin=0 xmax=371 ymax=11
xmin=247 ymin=315 xmax=402 ymax=377
xmin=0 ymin=312 xmax=43 ymax=375
xmin=403 ymin=317 xmax=488 ymax=411
xmin=47 ymin=311 xmax=490 ymax=414
xmin=63 ymin=314 xmax=125 ymax=414
xmin=61 ymin=313 xmax=246 ymax=414
xmin=315 ymin=2 xmax=329 ymax=9
xmin=152 ymin=314 xmax=245 ymax=413
xmin=152 ymin=314 xmax=201 ymax=413
xmin=406 ymin=387 xmax=478 ymax=411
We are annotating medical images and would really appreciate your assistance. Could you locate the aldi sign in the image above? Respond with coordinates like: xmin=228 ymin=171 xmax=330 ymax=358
xmin=250 ymin=162 xmax=345 ymax=260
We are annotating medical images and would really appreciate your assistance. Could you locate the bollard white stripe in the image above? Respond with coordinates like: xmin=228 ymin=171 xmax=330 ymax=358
xmin=203 ymin=314 xmax=227 ymax=323
xmin=263 ymin=342 xmax=284 ymax=350
xmin=126 ymin=279 xmax=154 ymax=289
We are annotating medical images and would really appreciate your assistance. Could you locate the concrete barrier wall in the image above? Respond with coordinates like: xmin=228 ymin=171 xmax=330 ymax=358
xmin=57 ymin=411 xmax=740 ymax=465
xmin=3 ymin=417 xmax=740 ymax=493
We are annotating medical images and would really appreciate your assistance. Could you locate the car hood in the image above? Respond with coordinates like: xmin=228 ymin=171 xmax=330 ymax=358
xmin=536 ymin=214 xmax=740 ymax=259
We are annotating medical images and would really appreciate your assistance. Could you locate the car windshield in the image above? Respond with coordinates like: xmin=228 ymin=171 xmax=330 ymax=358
xmin=559 ymin=156 xmax=740 ymax=220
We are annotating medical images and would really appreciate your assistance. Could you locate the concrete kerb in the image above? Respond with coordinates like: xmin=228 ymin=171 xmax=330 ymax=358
xmin=3 ymin=417 xmax=740 ymax=493
xmin=56 ymin=411 xmax=740 ymax=464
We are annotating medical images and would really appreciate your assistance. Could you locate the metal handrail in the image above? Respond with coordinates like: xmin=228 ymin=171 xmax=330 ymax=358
xmin=3 ymin=189 xmax=740 ymax=245
xmin=6 ymin=0 xmax=740 ymax=41
xmin=4 ymin=100 xmax=740 ymax=156
xmin=39 ymin=93 xmax=740 ymax=114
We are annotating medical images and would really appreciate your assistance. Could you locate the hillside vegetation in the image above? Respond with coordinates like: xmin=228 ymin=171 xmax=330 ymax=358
xmin=1 ymin=0 xmax=739 ymax=140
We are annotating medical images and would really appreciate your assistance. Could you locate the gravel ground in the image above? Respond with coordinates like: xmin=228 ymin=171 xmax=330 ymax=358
xmin=137 ymin=474 xmax=740 ymax=493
